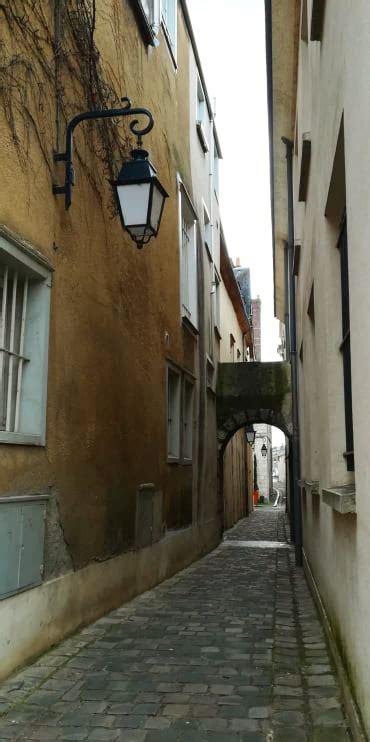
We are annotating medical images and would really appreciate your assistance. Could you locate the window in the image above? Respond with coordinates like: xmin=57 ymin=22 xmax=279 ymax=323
xmin=212 ymin=268 xmax=221 ymax=338
xmin=338 ymin=218 xmax=354 ymax=471
xmin=0 ymin=230 xmax=51 ymax=445
xmin=203 ymin=204 xmax=212 ymax=258
xmin=180 ymin=186 xmax=198 ymax=331
xmin=213 ymin=147 xmax=219 ymax=197
xmin=230 ymin=333 xmax=235 ymax=362
xmin=182 ymin=379 xmax=194 ymax=461
xmin=196 ymin=78 xmax=209 ymax=153
xmin=132 ymin=0 xmax=160 ymax=45
xmin=167 ymin=367 xmax=181 ymax=460
xmin=307 ymin=283 xmax=315 ymax=325
xmin=141 ymin=0 xmax=155 ymax=22
xmin=162 ymin=0 xmax=177 ymax=59
xmin=167 ymin=366 xmax=194 ymax=463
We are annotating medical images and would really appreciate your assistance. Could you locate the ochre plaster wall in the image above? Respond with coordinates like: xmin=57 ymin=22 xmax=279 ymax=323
xmin=0 ymin=2 xmax=220 ymax=590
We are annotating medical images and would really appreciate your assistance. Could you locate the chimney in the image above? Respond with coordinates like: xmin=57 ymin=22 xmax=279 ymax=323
xmin=235 ymin=257 xmax=241 ymax=267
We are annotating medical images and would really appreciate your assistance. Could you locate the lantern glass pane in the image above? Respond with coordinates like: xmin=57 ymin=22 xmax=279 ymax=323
xmin=117 ymin=183 xmax=150 ymax=227
xmin=150 ymin=184 xmax=165 ymax=232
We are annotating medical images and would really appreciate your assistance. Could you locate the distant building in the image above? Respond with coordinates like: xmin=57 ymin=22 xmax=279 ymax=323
xmin=251 ymin=296 xmax=262 ymax=362
xmin=234 ymin=259 xmax=252 ymax=319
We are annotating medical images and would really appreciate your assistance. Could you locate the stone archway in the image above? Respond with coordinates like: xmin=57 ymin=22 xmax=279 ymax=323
xmin=216 ymin=361 xmax=292 ymax=532
xmin=216 ymin=361 xmax=292 ymax=451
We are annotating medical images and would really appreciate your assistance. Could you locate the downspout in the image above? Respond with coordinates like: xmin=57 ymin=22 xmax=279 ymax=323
xmin=284 ymin=241 xmax=294 ymax=528
xmin=282 ymin=137 xmax=302 ymax=567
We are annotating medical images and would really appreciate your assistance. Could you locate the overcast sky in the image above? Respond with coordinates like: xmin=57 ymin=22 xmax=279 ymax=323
xmin=187 ymin=0 xmax=284 ymax=446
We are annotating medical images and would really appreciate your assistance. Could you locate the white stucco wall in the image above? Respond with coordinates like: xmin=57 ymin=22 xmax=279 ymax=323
xmin=292 ymin=1 xmax=370 ymax=732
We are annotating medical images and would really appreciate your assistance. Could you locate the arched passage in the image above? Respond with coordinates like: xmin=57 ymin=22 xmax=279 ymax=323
xmin=216 ymin=361 xmax=293 ymax=532
xmin=216 ymin=361 xmax=292 ymax=452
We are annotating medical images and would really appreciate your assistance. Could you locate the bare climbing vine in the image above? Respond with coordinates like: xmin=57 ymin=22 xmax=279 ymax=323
xmin=0 ymin=0 xmax=132 ymax=206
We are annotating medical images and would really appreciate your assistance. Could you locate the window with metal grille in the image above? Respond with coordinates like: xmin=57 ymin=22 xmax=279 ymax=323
xmin=162 ymin=0 xmax=177 ymax=59
xmin=180 ymin=188 xmax=198 ymax=330
xmin=338 ymin=218 xmax=354 ymax=471
xmin=0 ymin=231 xmax=52 ymax=446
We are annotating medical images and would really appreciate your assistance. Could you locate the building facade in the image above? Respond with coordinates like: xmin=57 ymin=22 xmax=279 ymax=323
xmin=266 ymin=0 xmax=370 ymax=734
xmin=219 ymin=239 xmax=254 ymax=528
xmin=0 ymin=0 xmax=242 ymax=680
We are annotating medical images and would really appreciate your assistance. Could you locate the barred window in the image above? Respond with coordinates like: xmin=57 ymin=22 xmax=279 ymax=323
xmin=0 ymin=232 xmax=52 ymax=445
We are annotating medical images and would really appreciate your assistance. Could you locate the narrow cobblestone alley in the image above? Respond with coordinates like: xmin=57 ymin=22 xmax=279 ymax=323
xmin=0 ymin=509 xmax=351 ymax=742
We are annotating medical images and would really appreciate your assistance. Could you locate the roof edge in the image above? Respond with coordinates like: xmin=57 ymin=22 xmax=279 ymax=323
xmin=220 ymin=226 xmax=253 ymax=346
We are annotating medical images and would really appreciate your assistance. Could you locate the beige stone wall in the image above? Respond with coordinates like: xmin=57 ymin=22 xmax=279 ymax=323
xmin=272 ymin=0 xmax=370 ymax=733
xmin=269 ymin=0 xmax=300 ymax=320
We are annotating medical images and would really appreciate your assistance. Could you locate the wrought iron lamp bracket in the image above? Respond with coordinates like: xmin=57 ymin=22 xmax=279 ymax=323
xmin=52 ymin=97 xmax=154 ymax=210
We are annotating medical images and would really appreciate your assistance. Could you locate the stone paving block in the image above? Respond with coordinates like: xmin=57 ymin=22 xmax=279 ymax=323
xmin=0 ymin=510 xmax=354 ymax=742
xmin=312 ymin=708 xmax=346 ymax=725
xmin=312 ymin=728 xmax=351 ymax=741
xmin=198 ymin=717 xmax=228 ymax=730
xmin=144 ymin=717 xmax=170 ymax=729
xmin=272 ymin=709 xmax=305 ymax=725
xmin=229 ymin=718 xmax=260 ymax=731
xmin=272 ymin=727 xmax=308 ymax=741
xmin=161 ymin=704 xmax=190 ymax=717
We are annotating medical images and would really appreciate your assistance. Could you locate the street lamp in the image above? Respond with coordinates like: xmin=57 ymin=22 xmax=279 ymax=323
xmin=111 ymin=148 xmax=168 ymax=248
xmin=53 ymin=97 xmax=168 ymax=249
xmin=245 ymin=426 xmax=256 ymax=447
xmin=261 ymin=443 xmax=268 ymax=458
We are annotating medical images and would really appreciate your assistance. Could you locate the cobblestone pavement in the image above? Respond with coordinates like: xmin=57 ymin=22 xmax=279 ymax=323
xmin=0 ymin=508 xmax=352 ymax=741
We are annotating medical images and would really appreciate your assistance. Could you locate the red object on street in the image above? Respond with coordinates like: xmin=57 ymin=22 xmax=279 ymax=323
xmin=253 ymin=490 xmax=259 ymax=506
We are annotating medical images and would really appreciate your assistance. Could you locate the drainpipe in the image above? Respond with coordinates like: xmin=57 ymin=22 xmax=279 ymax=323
xmin=282 ymin=137 xmax=302 ymax=567
xmin=284 ymin=242 xmax=294 ymax=530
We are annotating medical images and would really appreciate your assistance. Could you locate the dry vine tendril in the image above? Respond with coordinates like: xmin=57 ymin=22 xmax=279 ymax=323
xmin=0 ymin=0 xmax=132 ymax=210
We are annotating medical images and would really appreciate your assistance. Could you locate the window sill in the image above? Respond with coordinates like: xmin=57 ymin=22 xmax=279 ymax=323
xmin=167 ymin=456 xmax=180 ymax=465
xmin=0 ymin=432 xmax=45 ymax=446
xmin=298 ymin=479 xmax=320 ymax=495
xmin=182 ymin=315 xmax=199 ymax=337
xmin=322 ymin=484 xmax=356 ymax=514
xmin=214 ymin=326 xmax=222 ymax=341
xmin=196 ymin=122 xmax=209 ymax=153
xmin=182 ymin=458 xmax=193 ymax=466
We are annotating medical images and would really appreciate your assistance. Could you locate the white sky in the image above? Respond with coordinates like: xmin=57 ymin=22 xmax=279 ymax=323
xmin=187 ymin=0 xmax=285 ymax=446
